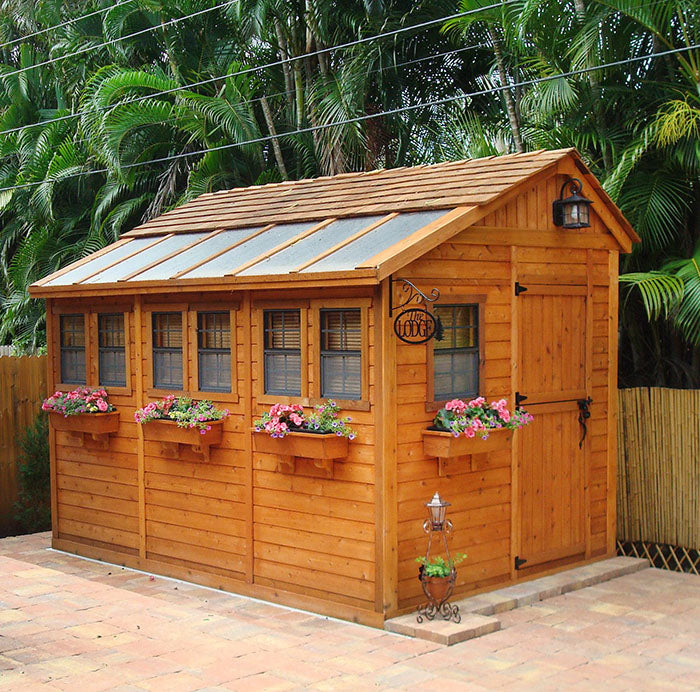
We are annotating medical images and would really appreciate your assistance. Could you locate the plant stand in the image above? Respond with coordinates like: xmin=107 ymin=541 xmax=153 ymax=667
xmin=417 ymin=493 xmax=461 ymax=624
xmin=252 ymin=430 xmax=349 ymax=476
xmin=49 ymin=411 xmax=120 ymax=449
xmin=143 ymin=419 xmax=224 ymax=462
xmin=422 ymin=428 xmax=513 ymax=476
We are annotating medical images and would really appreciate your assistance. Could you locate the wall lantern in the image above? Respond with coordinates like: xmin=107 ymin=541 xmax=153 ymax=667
xmin=552 ymin=178 xmax=593 ymax=228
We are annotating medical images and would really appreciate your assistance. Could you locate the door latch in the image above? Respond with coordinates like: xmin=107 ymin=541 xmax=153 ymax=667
xmin=577 ymin=397 xmax=593 ymax=449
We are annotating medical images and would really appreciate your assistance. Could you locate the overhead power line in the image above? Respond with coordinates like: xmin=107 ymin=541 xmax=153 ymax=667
xmin=0 ymin=41 xmax=696 ymax=196
xmin=0 ymin=0 xmax=238 ymax=80
xmin=0 ymin=0 xmax=517 ymax=139
xmin=0 ymin=1 xmax=134 ymax=52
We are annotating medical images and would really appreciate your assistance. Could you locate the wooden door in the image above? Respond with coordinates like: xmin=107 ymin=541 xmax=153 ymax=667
xmin=516 ymin=285 xmax=589 ymax=571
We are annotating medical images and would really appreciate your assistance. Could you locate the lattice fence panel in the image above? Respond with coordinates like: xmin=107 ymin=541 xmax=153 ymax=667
xmin=617 ymin=540 xmax=700 ymax=576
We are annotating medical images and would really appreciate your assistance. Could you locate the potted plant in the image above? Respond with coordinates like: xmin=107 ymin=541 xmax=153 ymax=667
xmin=423 ymin=397 xmax=533 ymax=465
xmin=416 ymin=553 xmax=466 ymax=605
xmin=252 ymin=401 xmax=356 ymax=472
xmin=135 ymin=395 xmax=229 ymax=461
xmin=42 ymin=387 xmax=119 ymax=448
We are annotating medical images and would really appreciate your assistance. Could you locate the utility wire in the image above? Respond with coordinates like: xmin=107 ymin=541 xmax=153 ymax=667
xmin=0 ymin=0 xmax=238 ymax=80
xmin=0 ymin=38 xmax=491 ymax=141
xmin=0 ymin=0 xmax=517 ymax=139
xmin=0 ymin=41 xmax=696 ymax=195
xmin=0 ymin=1 xmax=134 ymax=52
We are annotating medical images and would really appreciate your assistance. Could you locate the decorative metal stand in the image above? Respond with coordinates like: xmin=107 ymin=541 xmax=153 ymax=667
xmin=416 ymin=492 xmax=461 ymax=624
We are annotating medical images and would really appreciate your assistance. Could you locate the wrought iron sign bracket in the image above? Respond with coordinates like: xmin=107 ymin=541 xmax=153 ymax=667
xmin=389 ymin=276 xmax=440 ymax=316
xmin=389 ymin=276 xmax=444 ymax=345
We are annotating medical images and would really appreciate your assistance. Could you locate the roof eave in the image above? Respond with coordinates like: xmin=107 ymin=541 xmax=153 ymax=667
xmin=28 ymin=269 xmax=380 ymax=299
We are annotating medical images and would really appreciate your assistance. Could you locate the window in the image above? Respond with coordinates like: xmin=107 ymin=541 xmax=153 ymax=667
xmin=264 ymin=310 xmax=301 ymax=395
xmin=152 ymin=312 xmax=183 ymax=389
xmin=60 ymin=314 xmax=86 ymax=384
xmin=98 ymin=314 xmax=126 ymax=387
xmin=321 ymin=309 xmax=361 ymax=399
xmin=198 ymin=312 xmax=231 ymax=392
xmin=433 ymin=304 xmax=479 ymax=401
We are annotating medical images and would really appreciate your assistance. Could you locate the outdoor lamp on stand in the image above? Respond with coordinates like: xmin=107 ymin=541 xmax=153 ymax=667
xmin=417 ymin=492 xmax=461 ymax=624
xmin=552 ymin=178 xmax=593 ymax=229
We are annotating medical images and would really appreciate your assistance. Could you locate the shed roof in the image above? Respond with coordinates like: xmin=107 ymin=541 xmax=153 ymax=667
xmin=30 ymin=148 xmax=638 ymax=297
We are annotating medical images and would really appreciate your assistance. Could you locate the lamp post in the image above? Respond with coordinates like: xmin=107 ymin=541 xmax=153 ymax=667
xmin=417 ymin=492 xmax=461 ymax=623
xmin=552 ymin=178 xmax=593 ymax=229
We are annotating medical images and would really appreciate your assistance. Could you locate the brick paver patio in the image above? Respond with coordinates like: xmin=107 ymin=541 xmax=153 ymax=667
xmin=0 ymin=532 xmax=699 ymax=690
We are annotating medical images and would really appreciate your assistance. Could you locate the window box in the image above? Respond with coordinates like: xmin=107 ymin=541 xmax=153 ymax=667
xmin=143 ymin=419 xmax=224 ymax=462
xmin=252 ymin=430 xmax=349 ymax=476
xmin=49 ymin=411 xmax=120 ymax=449
xmin=422 ymin=428 xmax=513 ymax=476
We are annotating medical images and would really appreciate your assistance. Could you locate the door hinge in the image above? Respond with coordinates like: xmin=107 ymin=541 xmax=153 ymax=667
xmin=515 ymin=391 xmax=528 ymax=407
xmin=515 ymin=556 xmax=527 ymax=570
xmin=515 ymin=282 xmax=528 ymax=296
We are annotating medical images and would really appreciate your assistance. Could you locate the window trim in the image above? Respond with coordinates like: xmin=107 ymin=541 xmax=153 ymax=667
xmin=316 ymin=304 xmax=367 ymax=405
xmin=58 ymin=312 xmax=87 ymax=386
xmin=254 ymin=298 xmax=371 ymax=411
xmin=191 ymin=308 xmax=238 ymax=402
xmin=426 ymin=295 xmax=486 ymax=412
xmin=145 ymin=303 xmax=188 ymax=397
xmin=260 ymin=307 xmax=305 ymax=399
xmin=94 ymin=312 xmax=132 ymax=395
xmin=50 ymin=303 xmax=133 ymax=395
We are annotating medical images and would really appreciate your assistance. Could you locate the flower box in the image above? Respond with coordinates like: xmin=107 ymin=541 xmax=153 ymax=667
xmin=422 ymin=428 xmax=513 ymax=476
xmin=143 ymin=419 xmax=224 ymax=462
xmin=252 ymin=430 xmax=349 ymax=476
xmin=49 ymin=411 xmax=120 ymax=449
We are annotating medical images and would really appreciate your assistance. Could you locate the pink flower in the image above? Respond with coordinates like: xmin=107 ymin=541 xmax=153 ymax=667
xmin=97 ymin=399 xmax=108 ymax=412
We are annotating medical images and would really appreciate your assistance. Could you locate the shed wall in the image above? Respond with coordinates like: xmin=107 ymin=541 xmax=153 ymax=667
xmin=393 ymin=173 xmax=617 ymax=610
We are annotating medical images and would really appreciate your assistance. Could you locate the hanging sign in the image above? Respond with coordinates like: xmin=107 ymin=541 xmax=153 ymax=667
xmin=393 ymin=308 xmax=438 ymax=344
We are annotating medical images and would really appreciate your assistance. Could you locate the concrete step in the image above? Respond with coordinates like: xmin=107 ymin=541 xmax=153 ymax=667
xmin=385 ymin=556 xmax=650 ymax=646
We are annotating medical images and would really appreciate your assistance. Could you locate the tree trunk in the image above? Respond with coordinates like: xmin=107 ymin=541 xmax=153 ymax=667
xmin=260 ymin=96 xmax=289 ymax=180
xmin=488 ymin=26 xmax=523 ymax=153
xmin=274 ymin=18 xmax=296 ymax=113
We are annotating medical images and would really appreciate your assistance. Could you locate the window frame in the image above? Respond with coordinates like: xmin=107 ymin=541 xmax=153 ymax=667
xmin=191 ymin=307 xmax=238 ymax=402
xmin=58 ymin=312 xmax=87 ymax=386
xmin=145 ymin=303 xmax=188 ymax=397
xmin=254 ymin=298 xmax=370 ymax=411
xmin=261 ymin=306 xmax=305 ymax=399
xmin=95 ymin=312 xmax=131 ymax=394
xmin=319 ymin=307 xmax=363 ymax=402
xmin=50 ymin=303 xmax=132 ymax=395
xmin=426 ymin=295 xmax=486 ymax=411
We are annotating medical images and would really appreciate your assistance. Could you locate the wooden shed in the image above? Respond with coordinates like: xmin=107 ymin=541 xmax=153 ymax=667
xmin=29 ymin=148 xmax=639 ymax=627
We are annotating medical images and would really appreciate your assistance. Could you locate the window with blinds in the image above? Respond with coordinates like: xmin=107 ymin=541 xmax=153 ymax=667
xmin=198 ymin=312 xmax=231 ymax=393
xmin=60 ymin=314 xmax=86 ymax=384
xmin=433 ymin=304 xmax=479 ymax=401
xmin=152 ymin=312 xmax=183 ymax=389
xmin=321 ymin=309 xmax=361 ymax=399
xmin=98 ymin=314 xmax=126 ymax=387
xmin=264 ymin=310 xmax=301 ymax=396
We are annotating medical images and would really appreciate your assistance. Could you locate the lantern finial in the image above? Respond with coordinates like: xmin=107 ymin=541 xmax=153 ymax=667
xmin=426 ymin=492 xmax=450 ymax=530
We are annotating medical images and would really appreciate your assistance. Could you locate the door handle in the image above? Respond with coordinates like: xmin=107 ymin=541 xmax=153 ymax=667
xmin=577 ymin=397 xmax=593 ymax=449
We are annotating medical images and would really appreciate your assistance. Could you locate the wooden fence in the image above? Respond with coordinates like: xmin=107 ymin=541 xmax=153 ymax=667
xmin=0 ymin=356 xmax=46 ymax=535
xmin=617 ymin=387 xmax=700 ymax=574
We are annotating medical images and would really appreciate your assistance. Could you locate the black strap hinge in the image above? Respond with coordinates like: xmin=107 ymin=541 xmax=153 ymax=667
xmin=515 ymin=282 xmax=528 ymax=296
xmin=515 ymin=391 xmax=528 ymax=407
xmin=515 ymin=556 xmax=527 ymax=570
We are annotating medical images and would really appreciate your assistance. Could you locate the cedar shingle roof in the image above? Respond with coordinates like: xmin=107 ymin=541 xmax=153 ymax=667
xmin=124 ymin=149 xmax=571 ymax=237
xmin=30 ymin=148 xmax=638 ymax=296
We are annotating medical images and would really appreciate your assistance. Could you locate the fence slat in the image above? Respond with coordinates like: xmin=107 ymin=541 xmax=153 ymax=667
xmin=0 ymin=355 xmax=47 ymax=534
xmin=617 ymin=387 xmax=700 ymax=548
